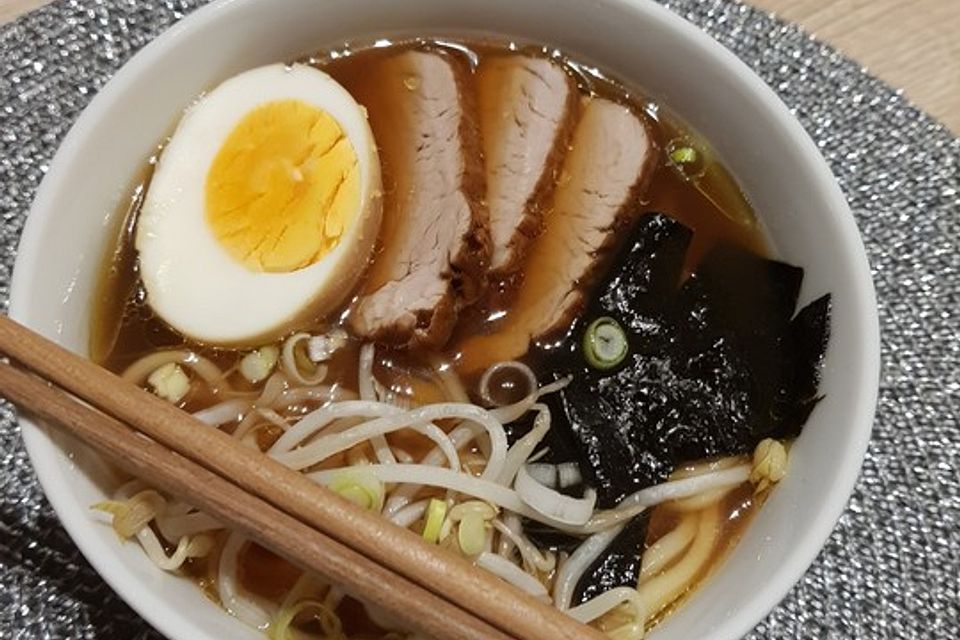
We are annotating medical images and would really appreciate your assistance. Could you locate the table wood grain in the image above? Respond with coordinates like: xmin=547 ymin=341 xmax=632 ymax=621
xmin=2 ymin=0 xmax=958 ymax=133
xmin=750 ymin=0 xmax=959 ymax=133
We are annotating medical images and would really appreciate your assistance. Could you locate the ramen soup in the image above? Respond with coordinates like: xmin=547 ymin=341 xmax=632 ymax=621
xmin=90 ymin=38 xmax=831 ymax=640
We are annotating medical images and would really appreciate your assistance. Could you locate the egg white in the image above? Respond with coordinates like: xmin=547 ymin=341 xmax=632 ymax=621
xmin=136 ymin=64 xmax=381 ymax=346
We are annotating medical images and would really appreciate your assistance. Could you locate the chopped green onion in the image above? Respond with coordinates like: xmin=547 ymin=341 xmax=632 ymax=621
xmin=669 ymin=145 xmax=698 ymax=165
xmin=337 ymin=485 xmax=373 ymax=508
xmin=239 ymin=345 xmax=279 ymax=384
xmin=328 ymin=470 xmax=384 ymax=512
xmin=422 ymin=498 xmax=447 ymax=543
xmin=457 ymin=512 xmax=487 ymax=556
xmin=582 ymin=317 xmax=629 ymax=370
xmin=147 ymin=363 xmax=190 ymax=403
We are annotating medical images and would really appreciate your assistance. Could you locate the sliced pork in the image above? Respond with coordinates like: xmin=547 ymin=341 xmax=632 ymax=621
xmin=457 ymin=97 xmax=657 ymax=368
xmin=476 ymin=55 xmax=577 ymax=278
xmin=349 ymin=50 xmax=488 ymax=348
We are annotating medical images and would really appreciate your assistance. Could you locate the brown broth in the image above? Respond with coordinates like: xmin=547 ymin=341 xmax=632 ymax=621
xmin=239 ymin=543 xmax=303 ymax=601
xmin=90 ymin=37 xmax=769 ymax=637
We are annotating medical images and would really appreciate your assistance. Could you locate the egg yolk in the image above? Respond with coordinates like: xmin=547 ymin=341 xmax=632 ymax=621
xmin=205 ymin=99 xmax=359 ymax=272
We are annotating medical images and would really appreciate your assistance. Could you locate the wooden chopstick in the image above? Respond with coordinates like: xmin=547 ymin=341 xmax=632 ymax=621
xmin=0 ymin=360 xmax=510 ymax=640
xmin=0 ymin=315 xmax=607 ymax=640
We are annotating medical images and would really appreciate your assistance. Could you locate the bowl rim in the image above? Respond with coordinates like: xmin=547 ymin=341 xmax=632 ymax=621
xmin=9 ymin=0 xmax=880 ymax=638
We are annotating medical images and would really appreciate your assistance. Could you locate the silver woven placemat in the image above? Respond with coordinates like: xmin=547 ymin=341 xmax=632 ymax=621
xmin=1 ymin=1 xmax=958 ymax=638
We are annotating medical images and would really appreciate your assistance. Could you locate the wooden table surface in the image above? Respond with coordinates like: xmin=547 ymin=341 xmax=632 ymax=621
xmin=2 ymin=0 xmax=958 ymax=133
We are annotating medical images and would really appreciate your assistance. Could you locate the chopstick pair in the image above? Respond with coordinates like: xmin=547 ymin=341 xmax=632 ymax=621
xmin=0 ymin=315 xmax=605 ymax=640
xmin=0 ymin=359 xmax=495 ymax=639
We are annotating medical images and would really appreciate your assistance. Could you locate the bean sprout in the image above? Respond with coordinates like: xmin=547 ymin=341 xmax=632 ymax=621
xmin=388 ymin=499 xmax=431 ymax=528
xmin=358 ymin=343 xmax=395 ymax=464
xmin=580 ymin=465 xmax=750 ymax=533
xmin=492 ymin=518 xmax=556 ymax=573
xmin=273 ymin=406 xmax=461 ymax=472
xmin=497 ymin=404 xmax=551 ymax=484
xmin=392 ymin=448 xmax=415 ymax=464
xmin=135 ymin=527 xmax=212 ymax=571
xmin=192 ymin=398 xmax=251 ymax=426
xmin=664 ymin=486 xmax=732 ymax=512
xmin=310 ymin=465 xmax=528 ymax=514
xmin=278 ymin=404 xmax=506 ymax=481
xmin=155 ymin=510 xmax=223 ymax=540
xmin=219 ymin=532 xmax=274 ymax=630
xmin=496 ymin=512 xmax=522 ymax=558
xmin=281 ymin=333 xmax=328 ymax=386
xmin=567 ymin=586 xmax=644 ymax=624
xmin=269 ymin=401 xmax=400 ymax=455
xmin=475 ymin=552 xmax=550 ymax=601
xmin=276 ymin=385 xmax=353 ymax=408
xmin=489 ymin=375 xmax=572 ymax=424
xmin=515 ymin=464 xmax=597 ymax=525
xmin=122 ymin=350 xmax=229 ymax=391
xmin=554 ymin=525 xmax=624 ymax=610
xmin=383 ymin=423 xmax=482 ymax=515
xmin=255 ymin=372 xmax=289 ymax=408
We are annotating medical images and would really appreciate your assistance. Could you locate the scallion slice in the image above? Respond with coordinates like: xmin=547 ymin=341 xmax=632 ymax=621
xmin=669 ymin=145 xmax=698 ymax=164
xmin=422 ymin=498 xmax=447 ymax=543
xmin=582 ymin=316 xmax=628 ymax=370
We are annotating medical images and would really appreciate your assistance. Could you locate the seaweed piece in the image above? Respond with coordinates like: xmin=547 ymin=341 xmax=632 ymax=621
xmin=572 ymin=512 xmax=650 ymax=606
xmin=595 ymin=213 xmax=692 ymax=354
xmin=767 ymin=292 xmax=832 ymax=437
xmin=535 ymin=211 xmax=831 ymax=507
xmin=682 ymin=243 xmax=804 ymax=339
xmin=597 ymin=213 xmax=693 ymax=312
xmin=541 ymin=334 xmax=757 ymax=507
xmin=514 ymin=211 xmax=830 ymax=602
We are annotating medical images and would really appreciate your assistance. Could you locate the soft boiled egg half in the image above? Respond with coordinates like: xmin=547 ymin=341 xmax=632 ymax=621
xmin=136 ymin=63 xmax=381 ymax=345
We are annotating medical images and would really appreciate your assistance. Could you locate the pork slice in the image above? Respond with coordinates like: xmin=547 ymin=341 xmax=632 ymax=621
xmin=457 ymin=97 xmax=657 ymax=369
xmin=349 ymin=50 xmax=488 ymax=348
xmin=523 ymin=98 xmax=657 ymax=339
xmin=477 ymin=55 xmax=577 ymax=278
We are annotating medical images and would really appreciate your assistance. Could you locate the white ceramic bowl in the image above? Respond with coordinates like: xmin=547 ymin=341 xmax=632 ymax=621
xmin=10 ymin=0 xmax=880 ymax=638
